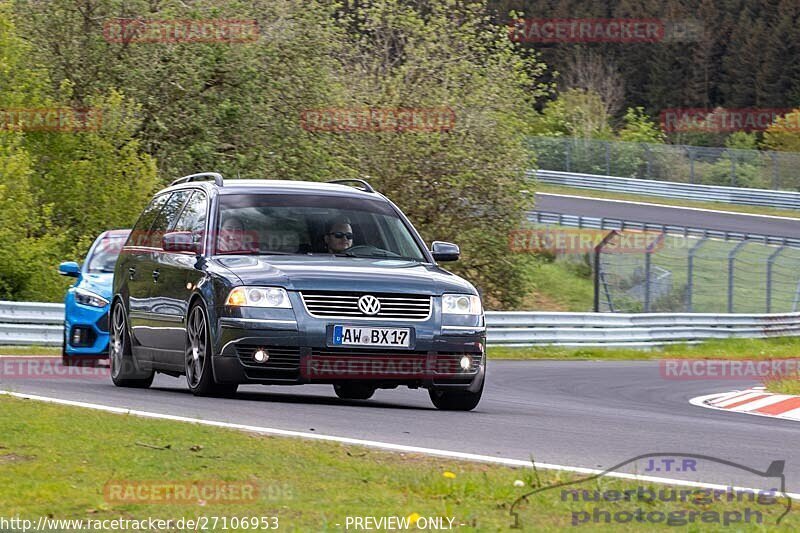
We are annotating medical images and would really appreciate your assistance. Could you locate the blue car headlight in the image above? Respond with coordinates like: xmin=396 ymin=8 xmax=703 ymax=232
xmin=73 ymin=287 xmax=109 ymax=308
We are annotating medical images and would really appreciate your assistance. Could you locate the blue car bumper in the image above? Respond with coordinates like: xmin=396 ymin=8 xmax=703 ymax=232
xmin=64 ymin=294 xmax=110 ymax=357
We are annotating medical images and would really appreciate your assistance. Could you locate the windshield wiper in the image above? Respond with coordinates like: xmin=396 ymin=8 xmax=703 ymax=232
xmin=334 ymin=251 xmax=420 ymax=261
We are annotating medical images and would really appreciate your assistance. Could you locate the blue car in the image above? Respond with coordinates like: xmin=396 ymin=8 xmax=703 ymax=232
xmin=59 ymin=229 xmax=131 ymax=365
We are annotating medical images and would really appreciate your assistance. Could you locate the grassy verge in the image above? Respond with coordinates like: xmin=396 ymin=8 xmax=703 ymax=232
xmin=0 ymin=396 xmax=795 ymax=531
xmin=763 ymin=377 xmax=800 ymax=395
xmin=514 ymin=256 xmax=594 ymax=312
xmin=488 ymin=337 xmax=800 ymax=361
xmin=0 ymin=345 xmax=62 ymax=356
xmin=514 ymin=227 xmax=800 ymax=314
xmin=538 ymin=184 xmax=800 ymax=219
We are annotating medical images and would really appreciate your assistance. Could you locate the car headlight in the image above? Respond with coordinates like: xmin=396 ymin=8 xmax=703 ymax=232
xmin=73 ymin=287 xmax=109 ymax=308
xmin=442 ymin=294 xmax=482 ymax=315
xmin=225 ymin=287 xmax=292 ymax=308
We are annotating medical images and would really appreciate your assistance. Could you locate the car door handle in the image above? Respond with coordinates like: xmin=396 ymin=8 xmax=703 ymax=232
xmin=152 ymin=269 xmax=160 ymax=282
xmin=128 ymin=267 xmax=136 ymax=280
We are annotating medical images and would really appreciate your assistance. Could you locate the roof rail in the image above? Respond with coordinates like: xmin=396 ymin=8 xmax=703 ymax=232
xmin=326 ymin=178 xmax=375 ymax=193
xmin=170 ymin=172 xmax=224 ymax=188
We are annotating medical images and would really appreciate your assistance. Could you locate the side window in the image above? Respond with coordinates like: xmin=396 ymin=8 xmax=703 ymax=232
xmin=148 ymin=191 xmax=191 ymax=248
xmin=173 ymin=191 xmax=207 ymax=234
xmin=127 ymin=194 xmax=169 ymax=247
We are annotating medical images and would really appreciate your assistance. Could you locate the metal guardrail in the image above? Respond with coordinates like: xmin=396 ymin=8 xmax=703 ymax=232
xmin=0 ymin=301 xmax=64 ymax=346
xmin=484 ymin=311 xmax=800 ymax=347
xmin=533 ymin=169 xmax=800 ymax=210
xmin=527 ymin=210 xmax=800 ymax=248
xmin=528 ymin=136 xmax=800 ymax=191
xmin=2 ymin=301 xmax=800 ymax=349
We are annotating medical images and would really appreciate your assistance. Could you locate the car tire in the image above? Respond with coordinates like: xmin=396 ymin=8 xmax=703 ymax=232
xmin=109 ymin=300 xmax=154 ymax=388
xmin=333 ymin=383 xmax=376 ymax=400
xmin=428 ymin=382 xmax=483 ymax=411
xmin=61 ymin=328 xmax=68 ymax=364
xmin=61 ymin=328 xmax=74 ymax=367
xmin=185 ymin=303 xmax=238 ymax=397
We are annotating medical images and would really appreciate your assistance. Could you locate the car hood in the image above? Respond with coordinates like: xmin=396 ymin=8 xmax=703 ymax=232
xmin=77 ymin=272 xmax=114 ymax=300
xmin=213 ymin=256 xmax=477 ymax=295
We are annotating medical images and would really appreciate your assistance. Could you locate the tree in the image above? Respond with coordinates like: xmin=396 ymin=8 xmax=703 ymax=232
xmin=762 ymin=109 xmax=800 ymax=152
xmin=14 ymin=0 xmax=550 ymax=307
xmin=0 ymin=2 xmax=65 ymax=300
xmin=326 ymin=0 xmax=549 ymax=307
xmin=618 ymin=107 xmax=665 ymax=143
xmin=530 ymin=88 xmax=613 ymax=139
xmin=559 ymin=48 xmax=625 ymax=117
xmin=0 ymin=1 xmax=159 ymax=301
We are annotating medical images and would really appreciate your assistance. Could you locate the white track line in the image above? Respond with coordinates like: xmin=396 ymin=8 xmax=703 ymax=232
xmin=729 ymin=395 xmax=795 ymax=412
xmin=2 ymin=390 xmax=798 ymax=499
xmin=707 ymin=390 xmax=752 ymax=405
xmin=714 ymin=391 xmax=766 ymax=407
xmin=538 ymin=192 xmax=800 ymax=222
xmin=691 ymin=392 xmax=800 ymax=425
xmin=780 ymin=408 xmax=800 ymax=421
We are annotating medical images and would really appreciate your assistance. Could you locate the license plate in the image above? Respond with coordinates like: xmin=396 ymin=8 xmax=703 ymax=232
xmin=332 ymin=325 xmax=411 ymax=347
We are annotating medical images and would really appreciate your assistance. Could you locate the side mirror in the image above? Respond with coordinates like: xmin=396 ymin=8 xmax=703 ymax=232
xmin=163 ymin=231 xmax=201 ymax=254
xmin=431 ymin=241 xmax=460 ymax=262
xmin=58 ymin=261 xmax=81 ymax=277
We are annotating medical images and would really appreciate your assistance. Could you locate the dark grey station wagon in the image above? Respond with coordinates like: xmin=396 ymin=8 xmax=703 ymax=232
xmin=111 ymin=174 xmax=485 ymax=410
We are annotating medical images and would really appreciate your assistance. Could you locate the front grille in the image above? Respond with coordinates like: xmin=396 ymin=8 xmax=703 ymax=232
xmin=300 ymin=292 xmax=431 ymax=320
xmin=305 ymin=349 xmax=480 ymax=379
xmin=311 ymin=348 xmax=428 ymax=357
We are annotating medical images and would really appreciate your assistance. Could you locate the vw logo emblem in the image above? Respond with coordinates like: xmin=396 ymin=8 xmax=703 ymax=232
xmin=357 ymin=295 xmax=381 ymax=316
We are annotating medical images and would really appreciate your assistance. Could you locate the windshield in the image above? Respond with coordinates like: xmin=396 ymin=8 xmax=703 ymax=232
xmin=86 ymin=234 xmax=128 ymax=273
xmin=215 ymin=193 xmax=427 ymax=261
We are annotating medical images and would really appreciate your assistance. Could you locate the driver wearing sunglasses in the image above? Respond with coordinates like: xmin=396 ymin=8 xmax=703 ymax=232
xmin=324 ymin=218 xmax=354 ymax=254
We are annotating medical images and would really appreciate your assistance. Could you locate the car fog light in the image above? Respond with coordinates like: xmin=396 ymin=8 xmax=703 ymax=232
xmin=254 ymin=348 xmax=269 ymax=363
xmin=460 ymin=355 xmax=471 ymax=370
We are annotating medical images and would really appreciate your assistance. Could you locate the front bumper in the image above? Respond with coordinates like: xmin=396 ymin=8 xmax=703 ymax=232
xmin=64 ymin=301 xmax=110 ymax=357
xmin=211 ymin=311 xmax=485 ymax=391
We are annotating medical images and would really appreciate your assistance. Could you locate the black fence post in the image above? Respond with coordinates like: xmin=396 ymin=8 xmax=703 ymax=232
xmin=594 ymin=230 xmax=619 ymax=313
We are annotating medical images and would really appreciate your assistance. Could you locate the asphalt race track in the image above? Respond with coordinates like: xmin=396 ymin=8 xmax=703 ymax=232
xmin=3 ymin=358 xmax=799 ymax=493
xmin=535 ymin=193 xmax=800 ymax=239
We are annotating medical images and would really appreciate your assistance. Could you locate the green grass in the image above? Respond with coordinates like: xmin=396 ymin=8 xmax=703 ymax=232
xmin=0 ymin=346 xmax=61 ymax=356
xmin=516 ymin=257 xmax=595 ymax=312
xmin=0 ymin=396 xmax=796 ymax=531
xmin=488 ymin=337 xmax=800 ymax=361
xmin=599 ymin=234 xmax=800 ymax=314
xmin=538 ymin=183 xmax=800 ymax=219
xmin=764 ymin=377 xmax=800 ymax=395
xmin=522 ymin=229 xmax=800 ymax=314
